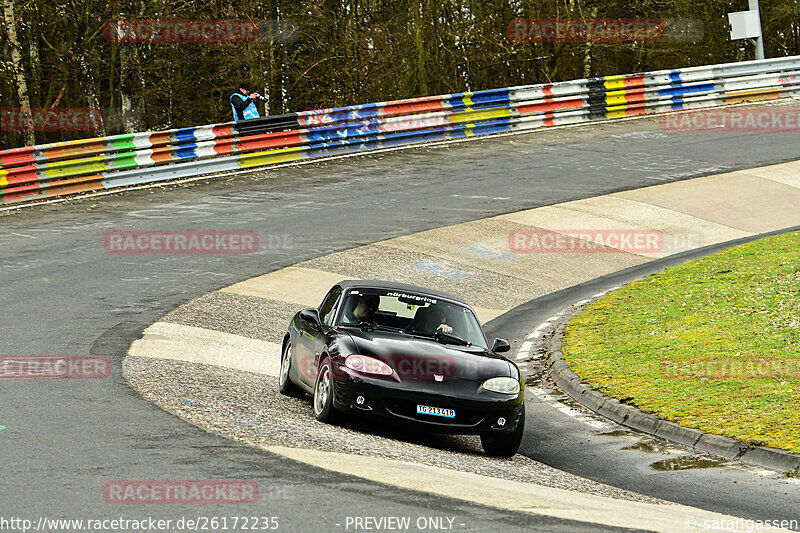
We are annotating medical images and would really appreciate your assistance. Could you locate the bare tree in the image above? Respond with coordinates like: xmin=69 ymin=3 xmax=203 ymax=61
xmin=3 ymin=0 xmax=35 ymax=145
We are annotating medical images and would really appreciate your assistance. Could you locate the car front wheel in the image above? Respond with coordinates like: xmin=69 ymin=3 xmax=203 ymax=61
xmin=313 ymin=358 xmax=340 ymax=424
xmin=480 ymin=404 xmax=525 ymax=458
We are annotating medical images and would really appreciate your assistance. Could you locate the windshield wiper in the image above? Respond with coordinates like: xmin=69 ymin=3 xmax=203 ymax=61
xmin=433 ymin=331 xmax=472 ymax=347
xmin=404 ymin=329 xmax=434 ymax=339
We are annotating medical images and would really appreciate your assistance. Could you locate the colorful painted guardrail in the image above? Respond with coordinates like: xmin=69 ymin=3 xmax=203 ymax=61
xmin=3 ymin=55 xmax=800 ymax=205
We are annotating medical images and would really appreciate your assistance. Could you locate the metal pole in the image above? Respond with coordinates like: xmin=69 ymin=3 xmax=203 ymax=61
xmin=749 ymin=0 xmax=765 ymax=59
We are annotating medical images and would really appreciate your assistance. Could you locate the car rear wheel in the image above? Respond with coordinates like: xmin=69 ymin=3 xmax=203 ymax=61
xmin=278 ymin=340 xmax=304 ymax=397
xmin=313 ymin=359 xmax=340 ymax=424
xmin=480 ymin=404 xmax=525 ymax=458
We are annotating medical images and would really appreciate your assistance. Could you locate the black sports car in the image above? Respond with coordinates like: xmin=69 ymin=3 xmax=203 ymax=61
xmin=279 ymin=280 xmax=525 ymax=457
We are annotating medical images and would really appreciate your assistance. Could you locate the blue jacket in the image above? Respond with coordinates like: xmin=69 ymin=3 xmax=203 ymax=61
xmin=230 ymin=92 xmax=260 ymax=121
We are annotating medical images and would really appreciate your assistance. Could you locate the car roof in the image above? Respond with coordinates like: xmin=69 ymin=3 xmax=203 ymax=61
xmin=337 ymin=279 xmax=467 ymax=305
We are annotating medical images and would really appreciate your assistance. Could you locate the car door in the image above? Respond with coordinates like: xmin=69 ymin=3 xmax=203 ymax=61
xmin=297 ymin=286 xmax=342 ymax=387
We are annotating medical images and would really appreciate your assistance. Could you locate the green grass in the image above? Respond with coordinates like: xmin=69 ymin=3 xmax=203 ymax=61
xmin=563 ymin=231 xmax=800 ymax=452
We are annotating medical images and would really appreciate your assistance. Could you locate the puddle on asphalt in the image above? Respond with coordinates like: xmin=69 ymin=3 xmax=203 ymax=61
xmin=560 ymin=397 xmax=584 ymax=410
xmin=623 ymin=441 xmax=668 ymax=453
xmin=599 ymin=430 xmax=630 ymax=437
xmin=650 ymin=457 xmax=726 ymax=471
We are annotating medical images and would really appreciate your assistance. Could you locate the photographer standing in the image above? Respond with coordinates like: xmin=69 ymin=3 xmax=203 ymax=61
xmin=229 ymin=82 xmax=263 ymax=121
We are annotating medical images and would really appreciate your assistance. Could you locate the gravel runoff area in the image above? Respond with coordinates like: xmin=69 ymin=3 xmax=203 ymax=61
xmin=124 ymin=355 xmax=665 ymax=505
xmin=163 ymin=291 xmax=294 ymax=344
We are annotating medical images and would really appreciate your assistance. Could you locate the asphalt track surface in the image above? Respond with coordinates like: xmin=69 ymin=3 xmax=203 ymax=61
xmin=2 ymin=112 xmax=800 ymax=531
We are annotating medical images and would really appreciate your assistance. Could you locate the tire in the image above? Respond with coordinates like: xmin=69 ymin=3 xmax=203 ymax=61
xmin=313 ymin=358 xmax=341 ymax=424
xmin=480 ymin=404 xmax=525 ymax=458
xmin=278 ymin=339 xmax=304 ymax=397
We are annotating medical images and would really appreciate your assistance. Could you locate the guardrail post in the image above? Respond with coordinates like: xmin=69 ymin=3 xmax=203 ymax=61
xmin=749 ymin=0 xmax=765 ymax=60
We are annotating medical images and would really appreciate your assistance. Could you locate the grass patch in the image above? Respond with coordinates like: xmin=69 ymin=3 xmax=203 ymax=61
xmin=563 ymin=231 xmax=800 ymax=452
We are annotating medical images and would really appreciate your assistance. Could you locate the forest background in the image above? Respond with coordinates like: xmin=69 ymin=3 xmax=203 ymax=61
xmin=2 ymin=0 xmax=797 ymax=147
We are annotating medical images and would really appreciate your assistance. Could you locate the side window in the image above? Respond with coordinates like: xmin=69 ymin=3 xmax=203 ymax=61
xmin=319 ymin=286 xmax=342 ymax=327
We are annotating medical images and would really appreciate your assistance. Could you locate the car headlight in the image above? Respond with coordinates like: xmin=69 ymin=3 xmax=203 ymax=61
xmin=345 ymin=355 xmax=393 ymax=376
xmin=482 ymin=377 xmax=520 ymax=394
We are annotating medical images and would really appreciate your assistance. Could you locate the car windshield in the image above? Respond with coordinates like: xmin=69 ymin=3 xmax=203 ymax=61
xmin=337 ymin=288 xmax=487 ymax=349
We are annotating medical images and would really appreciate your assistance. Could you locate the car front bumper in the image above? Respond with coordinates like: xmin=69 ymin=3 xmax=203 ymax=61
xmin=330 ymin=367 xmax=524 ymax=434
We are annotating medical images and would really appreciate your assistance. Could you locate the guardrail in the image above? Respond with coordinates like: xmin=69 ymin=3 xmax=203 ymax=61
xmin=3 ymin=55 xmax=800 ymax=205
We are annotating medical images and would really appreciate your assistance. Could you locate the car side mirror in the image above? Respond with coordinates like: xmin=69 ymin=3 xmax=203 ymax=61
xmin=492 ymin=338 xmax=511 ymax=353
xmin=299 ymin=308 xmax=320 ymax=324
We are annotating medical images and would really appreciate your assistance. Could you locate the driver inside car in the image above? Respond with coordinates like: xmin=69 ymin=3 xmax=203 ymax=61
xmin=417 ymin=305 xmax=453 ymax=335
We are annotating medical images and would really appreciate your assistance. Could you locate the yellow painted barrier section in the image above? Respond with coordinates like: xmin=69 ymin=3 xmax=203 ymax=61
xmin=239 ymin=146 xmax=304 ymax=168
xmin=43 ymin=155 xmax=109 ymax=178
xmin=605 ymin=94 xmax=630 ymax=106
xmin=606 ymin=110 xmax=630 ymax=119
xmin=603 ymin=76 xmax=627 ymax=91
xmin=607 ymin=101 xmax=646 ymax=115
xmin=727 ymin=87 xmax=780 ymax=97
xmin=605 ymin=103 xmax=632 ymax=112
xmin=46 ymin=136 xmax=108 ymax=149
xmin=724 ymin=88 xmax=781 ymax=104
xmin=0 ymin=169 xmax=7 ymax=188
xmin=450 ymin=108 xmax=510 ymax=124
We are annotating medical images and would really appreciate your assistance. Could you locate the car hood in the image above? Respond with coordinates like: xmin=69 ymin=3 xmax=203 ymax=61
xmin=343 ymin=328 xmax=514 ymax=381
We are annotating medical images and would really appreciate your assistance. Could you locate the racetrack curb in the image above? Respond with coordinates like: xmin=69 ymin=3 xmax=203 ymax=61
xmin=543 ymin=258 xmax=800 ymax=475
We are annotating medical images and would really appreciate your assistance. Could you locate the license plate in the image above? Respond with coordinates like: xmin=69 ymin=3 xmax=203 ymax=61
xmin=416 ymin=405 xmax=455 ymax=418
